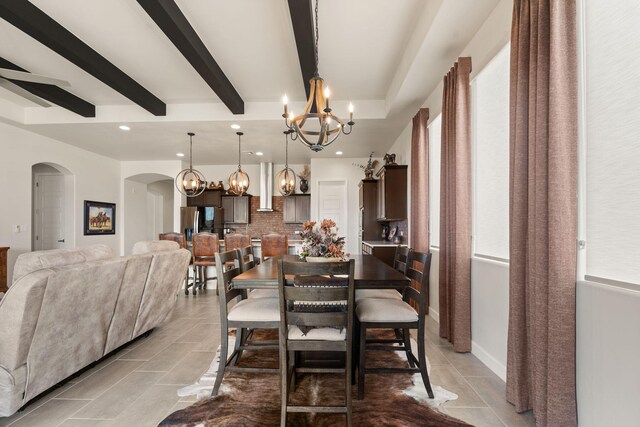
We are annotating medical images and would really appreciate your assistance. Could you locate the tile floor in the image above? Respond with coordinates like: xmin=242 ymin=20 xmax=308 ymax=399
xmin=0 ymin=289 xmax=535 ymax=427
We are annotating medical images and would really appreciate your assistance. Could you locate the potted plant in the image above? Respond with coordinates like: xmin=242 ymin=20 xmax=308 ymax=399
xmin=353 ymin=152 xmax=379 ymax=179
xmin=298 ymin=164 xmax=311 ymax=193
xmin=299 ymin=219 xmax=347 ymax=262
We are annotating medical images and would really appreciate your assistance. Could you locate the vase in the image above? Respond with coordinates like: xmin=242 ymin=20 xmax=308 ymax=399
xmin=306 ymin=256 xmax=341 ymax=263
xmin=365 ymin=170 xmax=374 ymax=179
xmin=299 ymin=178 xmax=309 ymax=193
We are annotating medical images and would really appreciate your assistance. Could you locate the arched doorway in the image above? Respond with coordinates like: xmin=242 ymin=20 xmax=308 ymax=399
xmin=32 ymin=162 xmax=74 ymax=250
xmin=123 ymin=173 xmax=175 ymax=254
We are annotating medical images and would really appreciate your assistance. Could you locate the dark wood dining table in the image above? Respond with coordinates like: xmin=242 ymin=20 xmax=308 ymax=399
xmin=230 ymin=254 xmax=410 ymax=290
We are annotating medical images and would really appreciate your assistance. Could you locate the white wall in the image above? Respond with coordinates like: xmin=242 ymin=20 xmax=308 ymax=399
xmin=147 ymin=180 xmax=174 ymax=232
xmin=309 ymin=157 xmax=382 ymax=255
xmin=0 ymin=121 xmax=120 ymax=283
xmin=123 ymin=180 xmax=148 ymax=254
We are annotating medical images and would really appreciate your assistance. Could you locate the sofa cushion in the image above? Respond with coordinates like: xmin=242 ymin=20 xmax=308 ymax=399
xmin=131 ymin=240 xmax=179 ymax=255
xmin=12 ymin=245 xmax=113 ymax=284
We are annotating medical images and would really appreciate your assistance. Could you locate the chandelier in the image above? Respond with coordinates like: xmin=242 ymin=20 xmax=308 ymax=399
xmin=282 ymin=0 xmax=354 ymax=152
xmin=175 ymin=132 xmax=206 ymax=197
xmin=277 ymin=130 xmax=297 ymax=196
xmin=228 ymin=132 xmax=250 ymax=196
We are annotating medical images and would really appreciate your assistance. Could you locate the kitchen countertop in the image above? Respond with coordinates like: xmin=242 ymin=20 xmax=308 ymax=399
xmin=362 ymin=240 xmax=407 ymax=247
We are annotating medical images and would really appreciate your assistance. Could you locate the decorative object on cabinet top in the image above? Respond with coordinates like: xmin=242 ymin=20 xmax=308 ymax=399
xmin=384 ymin=153 xmax=397 ymax=165
xmin=353 ymin=152 xmax=379 ymax=179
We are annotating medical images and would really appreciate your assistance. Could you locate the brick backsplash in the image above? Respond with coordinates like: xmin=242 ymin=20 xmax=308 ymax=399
xmin=226 ymin=196 xmax=302 ymax=240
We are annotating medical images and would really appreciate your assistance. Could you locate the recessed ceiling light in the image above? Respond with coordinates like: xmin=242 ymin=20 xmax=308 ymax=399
xmin=256 ymin=152 xmax=264 ymax=156
xmin=336 ymin=151 xmax=343 ymax=155
xmin=176 ymin=153 xmax=185 ymax=157
xmin=119 ymin=125 xmax=130 ymax=131
xmin=230 ymin=124 xmax=241 ymax=130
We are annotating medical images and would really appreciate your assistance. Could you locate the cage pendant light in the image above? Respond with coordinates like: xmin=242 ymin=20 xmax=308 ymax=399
xmin=228 ymin=132 xmax=250 ymax=196
xmin=277 ymin=130 xmax=297 ymax=196
xmin=175 ymin=132 xmax=207 ymax=197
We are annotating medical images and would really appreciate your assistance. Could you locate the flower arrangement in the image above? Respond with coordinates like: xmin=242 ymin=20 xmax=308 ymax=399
xmin=353 ymin=152 xmax=379 ymax=179
xmin=299 ymin=219 xmax=347 ymax=260
xmin=298 ymin=164 xmax=311 ymax=181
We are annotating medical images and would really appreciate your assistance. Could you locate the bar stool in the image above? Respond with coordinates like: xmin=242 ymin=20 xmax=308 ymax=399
xmin=191 ymin=232 xmax=219 ymax=295
xmin=260 ymin=233 xmax=288 ymax=262
xmin=159 ymin=232 xmax=192 ymax=295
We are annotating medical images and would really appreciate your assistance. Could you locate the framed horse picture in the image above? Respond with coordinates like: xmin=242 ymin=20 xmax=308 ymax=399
xmin=84 ymin=200 xmax=116 ymax=235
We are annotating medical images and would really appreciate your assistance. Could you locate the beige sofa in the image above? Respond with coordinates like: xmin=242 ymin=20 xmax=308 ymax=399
xmin=0 ymin=242 xmax=190 ymax=417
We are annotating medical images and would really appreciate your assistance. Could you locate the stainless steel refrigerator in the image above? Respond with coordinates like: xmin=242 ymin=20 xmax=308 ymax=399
xmin=180 ymin=206 xmax=224 ymax=240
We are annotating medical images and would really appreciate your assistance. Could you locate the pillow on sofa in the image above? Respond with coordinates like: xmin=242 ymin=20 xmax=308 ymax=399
xmin=131 ymin=240 xmax=180 ymax=255
xmin=12 ymin=245 xmax=114 ymax=285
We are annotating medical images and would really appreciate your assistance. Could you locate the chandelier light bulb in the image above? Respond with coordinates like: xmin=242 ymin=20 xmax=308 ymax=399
xmin=323 ymin=86 xmax=330 ymax=98
xmin=349 ymin=102 xmax=354 ymax=113
xmin=282 ymin=94 xmax=288 ymax=105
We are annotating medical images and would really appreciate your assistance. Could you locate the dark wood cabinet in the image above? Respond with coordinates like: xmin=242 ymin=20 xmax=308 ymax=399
xmin=186 ymin=189 xmax=223 ymax=207
xmin=283 ymin=194 xmax=311 ymax=224
xmin=0 ymin=247 xmax=8 ymax=293
xmin=376 ymin=165 xmax=407 ymax=221
xmin=359 ymin=179 xmax=379 ymax=241
xmin=221 ymin=195 xmax=251 ymax=224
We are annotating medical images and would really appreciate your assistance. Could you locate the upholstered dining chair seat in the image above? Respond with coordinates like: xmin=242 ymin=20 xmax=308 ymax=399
xmin=288 ymin=325 xmax=346 ymax=341
xmin=248 ymin=289 xmax=279 ymax=299
xmin=227 ymin=298 xmax=280 ymax=322
xmin=356 ymin=298 xmax=418 ymax=323
xmin=355 ymin=289 xmax=402 ymax=303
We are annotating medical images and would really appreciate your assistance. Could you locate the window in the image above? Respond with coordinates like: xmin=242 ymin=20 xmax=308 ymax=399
xmin=472 ymin=44 xmax=510 ymax=261
xmin=583 ymin=0 xmax=640 ymax=284
xmin=428 ymin=114 xmax=441 ymax=248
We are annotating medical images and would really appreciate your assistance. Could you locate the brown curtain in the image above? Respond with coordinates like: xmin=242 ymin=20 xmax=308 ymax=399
xmin=410 ymin=108 xmax=430 ymax=253
xmin=438 ymin=57 xmax=472 ymax=353
xmin=506 ymin=1 xmax=578 ymax=426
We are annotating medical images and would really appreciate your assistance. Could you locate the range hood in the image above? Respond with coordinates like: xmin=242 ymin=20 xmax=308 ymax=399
xmin=256 ymin=162 xmax=273 ymax=211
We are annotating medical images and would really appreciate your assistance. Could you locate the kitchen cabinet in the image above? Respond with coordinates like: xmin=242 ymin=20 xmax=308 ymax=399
xmin=0 ymin=247 xmax=8 ymax=293
xmin=221 ymin=195 xmax=251 ymax=224
xmin=283 ymin=194 xmax=311 ymax=224
xmin=186 ymin=189 xmax=222 ymax=207
xmin=376 ymin=165 xmax=407 ymax=221
xmin=359 ymin=179 xmax=379 ymax=241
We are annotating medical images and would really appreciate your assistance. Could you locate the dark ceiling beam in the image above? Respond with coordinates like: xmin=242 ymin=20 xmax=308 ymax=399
xmin=0 ymin=0 xmax=166 ymax=116
xmin=137 ymin=0 xmax=244 ymax=115
xmin=0 ymin=57 xmax=95 ymax=117
xmin=287 ymin=0 xmax=316 ymax=100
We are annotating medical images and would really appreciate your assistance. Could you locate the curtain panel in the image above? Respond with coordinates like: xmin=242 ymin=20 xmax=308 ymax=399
xmin=506 ymin=1 xmax=578 ymax=425
xmin=438 ymin=57 xmax=472 ymax=353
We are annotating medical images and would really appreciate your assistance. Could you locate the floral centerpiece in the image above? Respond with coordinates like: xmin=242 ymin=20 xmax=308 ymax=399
xmin=299 ymin=219 xmax=348 ymax=261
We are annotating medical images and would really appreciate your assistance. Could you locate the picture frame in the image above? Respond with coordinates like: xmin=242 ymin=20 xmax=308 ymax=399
xmin=83 ymin=200 xmax=116 ymax=235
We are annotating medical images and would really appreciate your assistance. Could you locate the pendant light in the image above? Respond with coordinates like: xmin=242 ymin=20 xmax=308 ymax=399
xmin=281 ymin=0 xmax=355 ymax=151
xmin=277 ymin=130 xmax=297 ymax=196
xmin=175 ymin=132 xmax=206 ymax=197
xmin=228 ymin=132 xmax=250 ymax=196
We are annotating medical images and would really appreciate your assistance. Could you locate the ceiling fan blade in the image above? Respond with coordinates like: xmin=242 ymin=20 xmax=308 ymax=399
xmin=0 ymin=68 xmax=71 ymax=87
xmin=0 ymin=78 xmax=51 ymax=107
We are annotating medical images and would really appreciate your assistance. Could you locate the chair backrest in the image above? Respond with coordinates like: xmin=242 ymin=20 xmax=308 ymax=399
xmin=159 ymin=232 xmax=186 ymax=249
xmin=393 ymin=246 xmax=412 ymax=275
xmin=261 ymin=234 xmax=288 ymax=259
xmin=277 ymin=260 xmax=355 ymax=340
xmin=236 ymin=246 xmax=257 ymax=273
xmin=224 ymin=233 xmax=250 ymax=251
xmin=192 ymin=232 xmax=219 ymax=258
xmin=215 ymin=250 xmax=244 ymax=318
xmin=404 ymin=251 xmax=432 ymax=317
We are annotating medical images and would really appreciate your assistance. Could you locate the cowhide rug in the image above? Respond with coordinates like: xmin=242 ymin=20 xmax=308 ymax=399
xmin=161 ymin=329 xmax=470 ymax=426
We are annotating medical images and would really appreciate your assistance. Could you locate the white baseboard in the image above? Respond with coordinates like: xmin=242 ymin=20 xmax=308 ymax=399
xmin=471 ymin=340 xmax=506 ymax=381
xmin=428 ymin=307 xmax=439 ymax=323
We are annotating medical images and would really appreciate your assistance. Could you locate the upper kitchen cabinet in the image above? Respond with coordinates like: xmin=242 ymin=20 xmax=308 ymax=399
xmin=186 ymin=189 xmax=222 ymax=207
xmin=376 ymin=165 xmax=407 ymax=221
xmin=283 ymin=194 xmax=311 ymax=224
xmin=221 ymin=195 xmax=251 ymax=224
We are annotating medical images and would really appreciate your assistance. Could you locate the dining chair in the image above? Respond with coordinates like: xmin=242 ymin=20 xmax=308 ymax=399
xmin=277 ymin=259 xmax=355 ymax=427
xmin=261 ymin=233 xmax=288 ymax=262
xmin=238 ymin=246 xmax=277 ymax=300
xmin=354 ymin=246 xmax=411 ymax=303
xmin=191 ymin=232 xmax=219 ymax=295
xmin=355 ymin=250 xmax=434 ymax=400
xmin=212 ymin=249 xmax=280 ymax=397
xmin=159 ymin=232 xmax=192 ymax=295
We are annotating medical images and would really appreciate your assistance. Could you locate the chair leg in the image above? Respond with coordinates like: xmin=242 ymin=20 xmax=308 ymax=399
xmin=193 ymin=267 xmax=199 ymax=295
xmin=184 ymin=267 xmax=190 ymax=295
xmin=403 ymin=328 xmax=416 ymax=368
xmin=358 ymin=323 xmax=366 ymax=400
xmin=231 ymin=328 xmax=246 ymax=366
xmin=212 ymin=327 xmax=228 ymax=396
xmin=417 ymin=323 xmax=434 ymax=399
xmin=288 ymin=350 xmax=296 ymax=392
xmin=280 ymin=344 xmax=288 ymax=427
xmin=346 ymin=339 xmax=353 ymax=427
xmin=352 ymin=321 xmax=359 ymax=385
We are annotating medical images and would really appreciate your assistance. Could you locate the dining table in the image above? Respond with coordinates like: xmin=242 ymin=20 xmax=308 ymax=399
xmin=230 ymin=254 xmax=410 ymax=291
